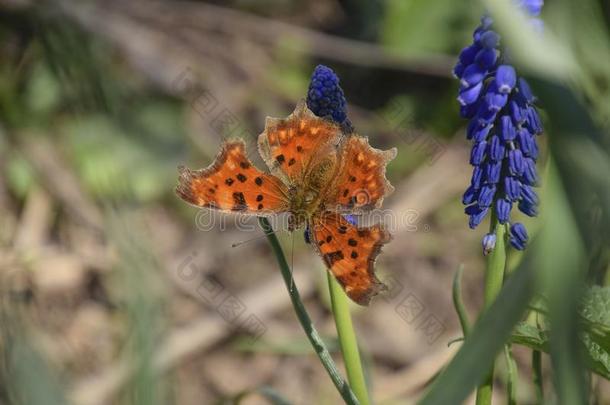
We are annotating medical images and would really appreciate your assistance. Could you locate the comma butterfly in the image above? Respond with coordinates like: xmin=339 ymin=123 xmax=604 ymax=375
xmin=176 ymin=101 xmax=396 ymax=305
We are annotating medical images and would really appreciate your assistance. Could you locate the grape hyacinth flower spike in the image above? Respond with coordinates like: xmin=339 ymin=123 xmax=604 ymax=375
xmin=454 ymin=3 xmax=544 ymax=254
xmin=306 ymin=64 xmax=353 ymax=133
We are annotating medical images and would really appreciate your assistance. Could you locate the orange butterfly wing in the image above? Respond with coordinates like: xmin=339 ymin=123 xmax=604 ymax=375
xmin=258 ymin=100 xmax=344 ymax=183
xmin=176 ymin=140 xmax=288 ymax=215
xmin=310 ymin=212 xmax=390 ymax=305
xmin=330 ymin=136 xmax=396 ymax=211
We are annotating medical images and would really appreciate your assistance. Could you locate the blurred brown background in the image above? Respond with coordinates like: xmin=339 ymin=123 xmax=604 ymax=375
xmin=0 ymin=0 xmax=585 ymax=404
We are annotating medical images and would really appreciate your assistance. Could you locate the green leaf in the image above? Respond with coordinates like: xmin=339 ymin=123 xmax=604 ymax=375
xmin=581 ymin=286 xmax=610 ymax=326
xmin=582 ymin=334 xmax=610 ymax=380
xmin=510 ymin=286 xmax=610 ymax=380
xmin=418 ymin=256 xmax=536 ymax=405
xmin=580 ymin=286 xmax=610 ymax=380
xmin=452 ymin=264 xmax=470 ymax=336
xmin=511 ymin=323 xmax=548 ymax=350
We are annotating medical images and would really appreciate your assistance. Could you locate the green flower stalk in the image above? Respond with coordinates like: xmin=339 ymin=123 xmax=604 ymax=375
xmin=328 ymin=274 xmax=370 ymax=405
xmin=476 ymin=213 xmax=508 ymax=405
xmin=259 ymin=218 xmax=360 ymax=405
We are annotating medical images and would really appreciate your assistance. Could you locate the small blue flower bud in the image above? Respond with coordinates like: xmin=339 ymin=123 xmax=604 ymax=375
xmin=459 ymin=44 xmax=481 ymax=66
xmin=480 ymin=31 xmax=500 ymax=49
xmin=526 ymin=106 xmax=543 ymax=134
xmin=461 ymin=64 xmax=487 ymax=87
xmin=489 ymin=135 xmax=506 ymax=161
xmin=462 ymin=185 xmax=478 ymax=205
xmin=484 ymin=161 xmax=502 ymax=184
xmin=518 ymin=78 xmax=536 ymax=103
xmin=467 ymin=121 xmax=492 ymax=141
xmin=480 ymin=15 xmax=494 ymax=29
xmin=485 ymin=92 xmax=509 ymax=112
xmin=496 ymin=65 xmax=517 ymax=93
xmin=508 ymin=148 xmax=525 ymax=176
xmin=476 ymin=104 xmax=499 ymax=125
xmin=499 ymin=115 xmax=517 ymax=141
xmin=518 ymin=200 xmax=538 ymax=217
xmin=520 ymin=184 xmax=539 ymax=205
xmin=504 ymin=176 xmax=522 ymax=202
xmin=478 ymin=185 xmax=497 ymax=207
xmin=458 ymin=81 xmax=484 ymax=106
xmin=522 ymin=157 xmax=539 ymax=185
xmin=530 ymin=139 xmax=539 ymax=160
xmin=509 ymin=222 xmax=529 ymax=250
xmin=517 ymin=128 xmax=536 ymax=157
xmin=472 ymin=166 xmax=484 ymax=189
xmin=509 ymin=98 xmax=527 ymax=125
xmin=475 ymin=48 xmax=498 ymax=69
xmin=473 ymin=27 xmax=485 ymax=43
xmin=496 ymin=198 xmax=513 ymax=223
xmin=470 ymin=141 xmax=487 ymax=165
xmin=461 ymin=103 xmax=478 ymax=119
xmin=466 ymin=204 xmax=489 ymax=229
xmin=482 ymin=232 xmax=497 ymax=255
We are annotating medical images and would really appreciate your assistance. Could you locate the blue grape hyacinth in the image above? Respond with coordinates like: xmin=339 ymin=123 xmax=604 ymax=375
xmin=454 ymin=2 xmax=544 ymax=253
xmin=307 ymin=64 xmax=352 ymax=131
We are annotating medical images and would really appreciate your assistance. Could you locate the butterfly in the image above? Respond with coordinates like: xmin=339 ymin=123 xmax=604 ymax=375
xmin=176 ymin=101 xmax=396 ymax=305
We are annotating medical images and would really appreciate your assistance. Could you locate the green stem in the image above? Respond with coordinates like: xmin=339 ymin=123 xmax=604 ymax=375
xmin=532 ymin=350 xmax=544 ymax=404
xmin=475 ymin=215 xmax=508 ymax=405
xmin=327 ymin=273 xmax=370 ymax=405
xmin=453 ymin=264 xmax=471 ymax=336
xmin=504 ymin=344 xmax=518 ymax=405
xmin=258 ymin=218 xmax=359 ymax=405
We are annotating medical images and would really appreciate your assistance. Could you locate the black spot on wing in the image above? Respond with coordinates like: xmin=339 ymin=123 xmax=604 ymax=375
xmin=323 ymin=250 xmax=344 ymax=267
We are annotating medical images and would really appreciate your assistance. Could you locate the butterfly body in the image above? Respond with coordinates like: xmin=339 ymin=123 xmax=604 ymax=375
xmin=177 ymin=101 xmax=396 ymax=305
xmin=286 ymin=155 xmax=339 ymax=231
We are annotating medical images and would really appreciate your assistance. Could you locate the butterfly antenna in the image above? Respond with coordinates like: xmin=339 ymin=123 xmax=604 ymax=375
xmin=231 ymin=231 xmax=276 ymax=248
xmin=289 ymin=230 xmax=295 ymax=292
